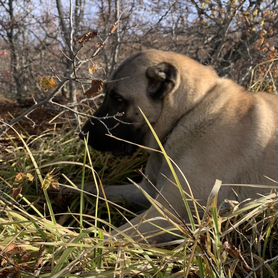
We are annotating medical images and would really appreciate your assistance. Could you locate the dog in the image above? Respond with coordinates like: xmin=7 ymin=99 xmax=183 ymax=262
xmin=80 ymin=49 xmax=278 ymax=243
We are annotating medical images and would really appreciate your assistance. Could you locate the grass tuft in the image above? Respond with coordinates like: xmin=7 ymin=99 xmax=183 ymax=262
xmin=0 ymin=118 xmax=277 ymax=277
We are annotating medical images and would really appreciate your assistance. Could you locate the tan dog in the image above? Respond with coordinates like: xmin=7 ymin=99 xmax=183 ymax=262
xmin=80 ymin=49 xmax=278 ymax=243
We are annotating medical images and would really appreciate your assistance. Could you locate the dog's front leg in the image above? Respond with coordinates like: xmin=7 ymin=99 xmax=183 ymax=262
xmin=112 ymin=184 xmax=185 ymax=244
xmin=80 ymin=179 xmax=157 ymax=207
xmin=112 ymin=205 xmax=180 ymax=244
xmin=102 ymin=184 xmax=150 ymax=207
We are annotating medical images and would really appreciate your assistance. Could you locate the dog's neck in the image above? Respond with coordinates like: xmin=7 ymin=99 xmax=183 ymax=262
xmin=145 ymin=81 xmax=220 ymax=149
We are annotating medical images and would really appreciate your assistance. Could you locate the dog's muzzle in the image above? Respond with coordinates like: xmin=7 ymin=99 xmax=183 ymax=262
xmin=79 ymin=117 xmax=142 ymax=155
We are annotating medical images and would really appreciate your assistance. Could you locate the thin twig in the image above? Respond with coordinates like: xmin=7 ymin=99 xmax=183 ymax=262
xmin=0 ymin=79 xmax=68 ymax=137
xmin=245 ymin=255 xmax=278 ymax=278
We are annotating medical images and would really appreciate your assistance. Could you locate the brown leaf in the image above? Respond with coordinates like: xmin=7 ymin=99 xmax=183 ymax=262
xmin=77 ymin=30 xmax=98 ymax=45
xmin=85 ymin=80 xmax=104 ymax=97
xmin=0 ymin=269 xmax=20 ymax=278
xmin=3 ymin=243 xmax=25 ymax=257
xmin=110 ymin=23 xmax=119 ymax=34
xmin=50 ymin=178 xmax=60 ymax=190
xmin=12 ymin=186 xmax=22 ymax=199
xmin=14 ymin=172 xmax=34 ymax=184
xmin=15 ymin=173 xmax=25 ymax=183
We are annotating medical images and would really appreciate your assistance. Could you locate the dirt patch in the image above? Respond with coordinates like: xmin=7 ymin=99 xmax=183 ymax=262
xmin=1 ymin=102 xmax=64 ymax=134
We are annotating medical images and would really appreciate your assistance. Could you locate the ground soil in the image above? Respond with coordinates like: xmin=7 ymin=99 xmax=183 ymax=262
xmin=0 ymin=96 xmax=77 ymax=155
xmin=1 ymin=102 xmax=60 ymax=134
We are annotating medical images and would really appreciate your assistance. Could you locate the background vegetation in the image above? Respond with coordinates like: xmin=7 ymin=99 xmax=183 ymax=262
xmin=0 ymin=0 xmax=277 ymax=277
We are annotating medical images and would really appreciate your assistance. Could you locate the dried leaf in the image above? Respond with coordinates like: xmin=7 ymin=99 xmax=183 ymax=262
xmin=206 ymin=179 xmax=222 ymax=210
xmin=12 ymin=186 xmax=23 ymax=199
xmin=50 ymin=178 xmax=60 ymax=190
xmin=38 ymin=76 xmax=58 ymax=91
xmin=88 ymin=64 xmax=99 ymax=74
xmin=15 ymin=172 xmax=34 ymax=184
xmin=85 ymin=80 xmax=104 ymax=97
xmin=26 ymin=173 xmax=34 ymax=182
xmin=110 ymin=22 xmax=119 ymax=34
xmin=5 ymin=244 xmax=22 ymax=255
xmin=15 ymin=172 xmax=25 ymax=183
xmin=42 ymin=172 xmax=59 ymax=190
xmin=77 ymin=30 xmax=98 ymax=45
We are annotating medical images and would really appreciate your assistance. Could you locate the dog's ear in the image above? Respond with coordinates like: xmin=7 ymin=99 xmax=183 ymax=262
xmin=146 ymin=62 xmax=178 ymax=99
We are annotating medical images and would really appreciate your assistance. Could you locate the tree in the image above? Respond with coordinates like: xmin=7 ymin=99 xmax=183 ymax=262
xmin=0 ymin=0 xmax=32 ymax=102
xmin=55 ymin=0 xmax=86 ymax=102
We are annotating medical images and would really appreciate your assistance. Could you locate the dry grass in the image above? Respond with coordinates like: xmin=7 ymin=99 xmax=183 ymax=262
xmin=0 ymin=117 xmax=277 ymax=278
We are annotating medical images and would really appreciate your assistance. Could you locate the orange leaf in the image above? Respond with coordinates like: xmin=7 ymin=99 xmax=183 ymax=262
xmin=88 ymin=64 xmax=99 ymax=75
xmin=15 ymin=172 xmax=25 ymax=183
xmin=38 ymin=76 xmax=58 ymax=91
xmin=110 ymin=23 xmax=119 ymax=34
xmin=15 ymin=172 xmax=34 ymax=184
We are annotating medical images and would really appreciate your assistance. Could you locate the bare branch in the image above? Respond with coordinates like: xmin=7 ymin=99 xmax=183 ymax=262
xmin=0 ymin=79 xmax=69 ymax=136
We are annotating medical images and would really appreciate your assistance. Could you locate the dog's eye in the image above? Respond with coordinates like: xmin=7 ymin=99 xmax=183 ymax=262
xmin=110 ymin=92 xmax=125 ymax=103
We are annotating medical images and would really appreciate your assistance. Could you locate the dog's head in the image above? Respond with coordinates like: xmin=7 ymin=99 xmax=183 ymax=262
xmin=80 ymin=50 xmax=218 ymax=155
